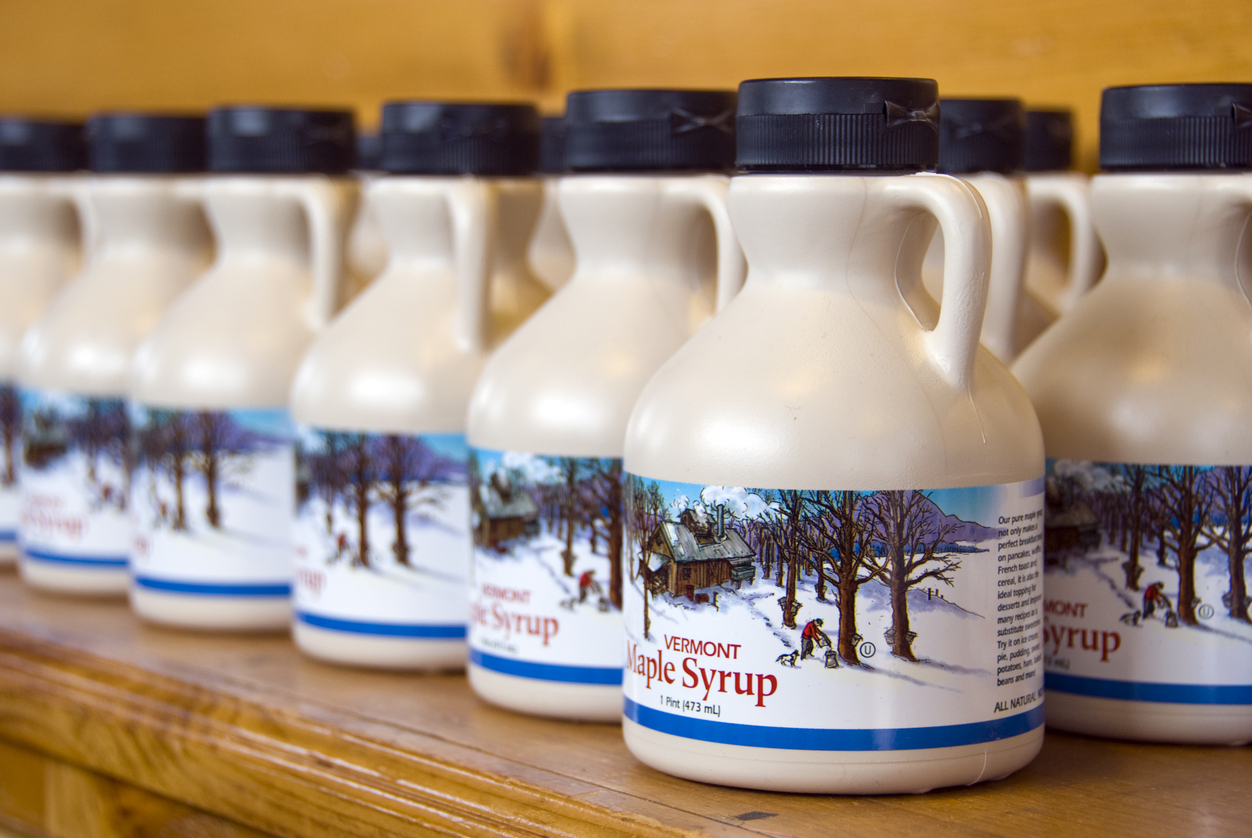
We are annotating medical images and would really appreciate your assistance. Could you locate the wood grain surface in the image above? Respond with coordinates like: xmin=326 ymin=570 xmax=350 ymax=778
xmin=0 ymin=571 xmax=1247 ymax=838
xmin=1 ymin=0 xmax=1251 ymax=169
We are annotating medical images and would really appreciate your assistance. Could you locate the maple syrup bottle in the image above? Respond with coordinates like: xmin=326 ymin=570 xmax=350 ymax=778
xmin=622 ymin=78 xmax=1044 ymax=793
xmin=466 ymin=89 xmax=745 ymax=721
xmin=19 ymin=114 xmax=209 ymax=595
xmin=129 ymin=108 xmax=355 ymax=630
xmin=1013 ymin=84 xmax=1252 ymax=745
xmin=0 ymin=119 xmax=86 ymax=568
xmin=290 ymin=102 xmax=540 ymax=670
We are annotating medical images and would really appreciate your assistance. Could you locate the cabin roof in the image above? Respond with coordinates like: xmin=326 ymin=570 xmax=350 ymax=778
xmin=478 ymin=479 xmax=539 ymax=520
xmin=1046 ymin=500 xmax=1098 ymax=529
xmin=650 ymin=520 xmax=755 ymax=565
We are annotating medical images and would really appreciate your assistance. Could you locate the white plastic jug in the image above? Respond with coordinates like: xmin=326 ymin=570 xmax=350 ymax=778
xmin=466 ymin=89 xmax=745 ymax=722
xmin=0 ymin=119 xmax=87 ymax=567
xmin=18 ymin=115 xmax=210 ymax=595
xmin=129 ymin=107 xmax=355 ymax=631
xmin=622 ymin=78 xmax=1044 ymax=794
xmin=291 ymin=102 xmax=541 ymax=670
xmin=1021 ymin=109 xmax=1102 ymax=317
xmin=1012 ymin=84 xmax=1252 ymax=746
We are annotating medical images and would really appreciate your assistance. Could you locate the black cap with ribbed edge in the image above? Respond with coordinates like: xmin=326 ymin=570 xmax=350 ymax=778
xmin=355 ymin=132 xmax=381 ymax=171
xmin=0 ymin=118 xmax=86 ymax=172
xmin=736 ymin=77 xmax=939 ymax=173
xmin=379 ymin=102 xmax=539 ymax=176
xmin=87 ymin=114 xmax=206 ymax=173
xmin=208 ymin=107 xmax=355 ymax=175
xmin=936 ymin=98 xmax=1025 ymax=175
xmin=538 ymin=116 xmax=566 ymax=174
xmin=1101 ymin=84 xmax=1252 ymax=170
xmin=564 ymin=89 xmax=736 ymax=173
xmin=1023 ymin=109 xmax=1074 ymax=172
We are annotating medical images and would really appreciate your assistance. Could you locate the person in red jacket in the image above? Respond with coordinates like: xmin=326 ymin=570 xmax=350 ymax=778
xmin=578 ymin=569 xmax=602 ymax=604
xmin=1142 ymin=581 xmax=1172 ymax=621
xmin=800 ymin=618 xmax=832 ymax=661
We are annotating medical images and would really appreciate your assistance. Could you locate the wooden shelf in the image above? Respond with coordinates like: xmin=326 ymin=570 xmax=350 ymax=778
xmin=0 ymin=569 xmax=1246 ymax=838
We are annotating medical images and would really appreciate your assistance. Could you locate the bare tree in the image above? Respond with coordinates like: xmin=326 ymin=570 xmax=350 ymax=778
xmin=0 ymin=386 xmax=18 ymax=488
xmin=864 ymin=490 xmax=959 ymax=661
xmin=339 ymin=433 xmax=373 ymax=568
xmin=626 ymin=474 xmax=664 ymax=639
xmin=555 ymin=457 xmax=580 ymax=576
xmin=189 ymin=411 xmax=255 ymax=529
xmin=1203 ymin=466 xmax=1252 ymax=623
xmin=582 ymin=458 xmax=624 ymax=608
xmin=807 ymin=490 xmax=883 ymax=665
xmin=139 ymin=408 xmax=192 ymax=530
xmin=1118 ymin=464 xmax=1151 ymax=591
xmin=372 ymin=434 xmax=447 ymax=568
xmin=1154 ymin=465 xmax=1213 ymax=626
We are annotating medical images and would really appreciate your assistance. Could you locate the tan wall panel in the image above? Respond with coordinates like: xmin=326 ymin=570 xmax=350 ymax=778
xmin=0 ymin=0 xmax=1249 ymax=162
xmin=547 ymin=0 xmax=1252 ymax=168
xmin=0 ymin=0 xmax=549 ymax=128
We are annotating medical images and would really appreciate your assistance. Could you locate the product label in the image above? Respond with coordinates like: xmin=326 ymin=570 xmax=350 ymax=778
xmin=467 ymin=449 xmax=624 ymax=684
xmin=130 ymin=405 xmax=293 ymax=595
xmin=1043 ymin=459 xmax=1252 ymax=704
xmin=622 ymin=476 xmax=1045 ymax=750
xmin=0 ymin=383 xmax=21 ymax=548
xmin=19 ymin=389 xmax=130 ymax=568
xmin=293 ymin=427 xmax=470 ymax=637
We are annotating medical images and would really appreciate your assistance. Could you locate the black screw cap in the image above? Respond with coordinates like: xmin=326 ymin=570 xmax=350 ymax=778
xmin=88 ymin=114 xmax=207 ymax=174
xmin=1101 ymin=84 xmax=1252 ymax=171
xmin=564 ymin=89 xmax=736 ymax=173
xmin=0 ymin=118 xmax=86 ymax=172
xmin=937 ymin=99 xmax=1025 ymax=175
xmin=379 ymin=102 xmax=539 ymax=176
xmin=208 ymin=107 xmax=356 ymax=175
xmin=1023 ymin=109 xmax=1074 ymax=172
xmin=735 ymin=77 xmax=940 ymax=173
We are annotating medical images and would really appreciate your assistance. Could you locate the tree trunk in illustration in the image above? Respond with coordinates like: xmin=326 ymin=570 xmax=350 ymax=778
xmin=1121 ymin=465 xmax=1148 ymax=591
xmin=561 ymin=458 xmax=577 ymax=577
xmin=199 ymin=412 xmax=222 ymax=529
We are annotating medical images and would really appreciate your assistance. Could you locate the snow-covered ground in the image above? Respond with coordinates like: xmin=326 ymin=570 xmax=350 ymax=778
xmin=21 ymin=447 xmax=130 ymax=556
xmin=294 ymin=484 xmax=470 ymax=624
xmin=1045 ymin=534 xmax=1252 ymax=684
xmin=470 ymin=523 xmax=623 ymax=668
xmin=132 ymin=446 xmax=293 ymax=583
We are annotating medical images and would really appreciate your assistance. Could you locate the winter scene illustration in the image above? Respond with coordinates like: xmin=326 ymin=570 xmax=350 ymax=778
xmin=1044 ymin=460 xmax=1252 ymax=682
xmin=21 ymin=390 xmax=129 ymax=515
xmin=468 ymin=449 xmax=625 ymax=669
xmin=293 ymin=429 xmax=469 ymax=624
xmin=623 ymin=476 xmax=1044 ymax=730
xmin=131 ymin=407 xmax=294 ymax=584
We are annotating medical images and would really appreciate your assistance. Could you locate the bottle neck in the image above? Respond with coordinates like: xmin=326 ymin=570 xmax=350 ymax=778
xmin=89 ymin=177 xmax=210 ymax=260
xmin=560 ymin=175 xmax=718 ymax=295
xmin=1093 ymin=172 xmax=1252 ymax=291
xmin=204 ymin=176 xmax=327 ymax=268
xmin=0 ymin=176 xmax=80 ymax=250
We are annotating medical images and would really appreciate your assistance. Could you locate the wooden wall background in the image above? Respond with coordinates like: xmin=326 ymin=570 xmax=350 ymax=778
xmin=1 ymin=0 xmax=1250 ymax=170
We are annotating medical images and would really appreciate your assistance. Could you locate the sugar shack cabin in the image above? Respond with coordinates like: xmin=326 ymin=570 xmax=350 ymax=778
xmin=474 ymin=471 xmax=540 ymax=550
xmin=646 ymin=507 xmax=756 ymax=599
xmin=1043 ymin=476 xmax=1100 ymax=553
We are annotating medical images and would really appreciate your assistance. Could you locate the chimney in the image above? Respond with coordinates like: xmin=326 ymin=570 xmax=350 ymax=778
xmin=717 ymin=505 xmax=725 ymax=539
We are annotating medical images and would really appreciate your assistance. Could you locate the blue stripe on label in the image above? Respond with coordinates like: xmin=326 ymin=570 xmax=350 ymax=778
xmin=624 ymin=697 xmax=1044 ymax=751
xmin=470 ymin=648 xmax=623 ymax=685
xmin=133 ymin=576 xmax=290 ymax=597
xmin=22 ymin=548 xmax=127 ymax=568
xmin=1046 ymin=673 xmax=1252 ymax=705
xmin=296 ymin=611 xmax=466 ymax=639
xmin=0 ymin=530 xmax=17 ymax=544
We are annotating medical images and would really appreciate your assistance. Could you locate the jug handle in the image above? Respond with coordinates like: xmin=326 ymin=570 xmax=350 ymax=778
xmin=666 ymin=177 xmax=747 ymax=312
xmin=277 ymin=178 xmax=355 ymax=331
xmin=887 ymin=173 xmax=991 ymax=393
xmin=970 ymin=174 xmax=1029 ymax=364
xmin=46 ymin=174 xmax=95 ymax=274
xmin=1026 ymin=173 xmax=1102 ymax=312
xmin=446 ymin=179 xmax=496 ymax=353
